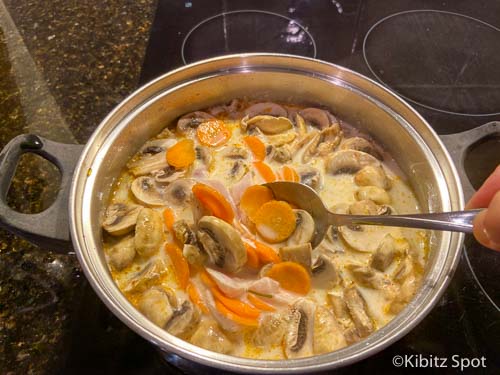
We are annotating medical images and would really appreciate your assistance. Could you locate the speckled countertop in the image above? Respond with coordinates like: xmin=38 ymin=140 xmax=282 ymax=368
xmin=0 ymin=1 xmax=158 ymax=373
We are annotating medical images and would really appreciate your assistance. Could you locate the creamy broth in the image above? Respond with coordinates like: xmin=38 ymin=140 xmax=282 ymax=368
xmin=102 ymin=100 xmax=427 ymax=359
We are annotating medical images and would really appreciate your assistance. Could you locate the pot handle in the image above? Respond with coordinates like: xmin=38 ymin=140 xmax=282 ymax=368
xmin=0 ymin=134 xmax=84 ymax=252
xmin=440 ymin=121 xmax=499 ymax=201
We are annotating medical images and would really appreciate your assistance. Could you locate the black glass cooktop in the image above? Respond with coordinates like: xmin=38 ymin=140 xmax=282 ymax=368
xmin=62 ymin=1 xmax=500 ymax=373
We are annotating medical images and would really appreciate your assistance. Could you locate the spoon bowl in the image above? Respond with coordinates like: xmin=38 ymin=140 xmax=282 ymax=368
xmin=265 ymin=181 xmax=481 ymax=248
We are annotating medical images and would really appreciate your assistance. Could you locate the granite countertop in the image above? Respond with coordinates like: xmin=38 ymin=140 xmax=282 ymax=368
xmin=0 ymin=1 xmax=158 ymax=373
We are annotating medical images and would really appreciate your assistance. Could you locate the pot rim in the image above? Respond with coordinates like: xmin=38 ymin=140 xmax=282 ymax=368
xmin=69 ymin=53 xmax=464 ymax=373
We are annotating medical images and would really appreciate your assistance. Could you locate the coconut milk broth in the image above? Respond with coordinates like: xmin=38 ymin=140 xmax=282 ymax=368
xmin=102 ymin=100 xmax=427 ymax=360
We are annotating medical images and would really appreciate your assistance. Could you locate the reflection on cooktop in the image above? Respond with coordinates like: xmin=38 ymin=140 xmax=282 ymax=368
xmin=363 ymin=10 xmax=500 ymax=116
xmin=181 ymin=10 xmax=316 ymax=64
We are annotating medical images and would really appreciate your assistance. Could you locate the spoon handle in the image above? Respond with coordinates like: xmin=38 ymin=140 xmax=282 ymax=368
xmin=328 ymin=209 xmax=483 ymax=233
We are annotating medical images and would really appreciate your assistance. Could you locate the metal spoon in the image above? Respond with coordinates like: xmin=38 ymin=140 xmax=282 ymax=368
xmin=265 ymin=181 xmax=482 ymax=248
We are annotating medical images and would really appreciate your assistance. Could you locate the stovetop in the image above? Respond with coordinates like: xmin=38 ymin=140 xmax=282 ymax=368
xmin=61 ymin=0 xmax=500 ymax=373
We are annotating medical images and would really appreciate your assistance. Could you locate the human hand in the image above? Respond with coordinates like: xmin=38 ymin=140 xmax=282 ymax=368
xmin=466 ymin=166 xmax=500 ymax=251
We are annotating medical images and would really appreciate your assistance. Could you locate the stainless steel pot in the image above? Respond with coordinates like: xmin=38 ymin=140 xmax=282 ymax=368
xmin=1 ymin=54 xmax=498 ymax=373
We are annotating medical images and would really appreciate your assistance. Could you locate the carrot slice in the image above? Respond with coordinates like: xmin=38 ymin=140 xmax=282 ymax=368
xmin=214 ymin=299 xmax=259 ymax=327
xmin=192 ymin=183 xmax=234 ymax=222
xmin=211 ymin=287 xmax=261 ymax=319
xmin=199 ymin=268 xmax=217 ymax=288
xmin=166 ymin=139 xmax=195 ymax=168
xmin=163 ymin=208 xmax=175 ymax=232
xmin=244 ymin=243 xmax=260 ymax=269
xmin=247 ymin=293 xmax=276 ymax=312
xmin=282 ymin=166 xmax=300 ymax=182
xmin=165 ymin=243 xmax=190 ymax=290
xmin=266 ymin=261 xmax=311 ymax=295
xmin=187 ymin=281 xmax=209 ymax=314
xmin=253 ymin=200 xmax=296 ymax=243
xmin=253 ymin=241 xmax=280 ymax=264
xmin=243 ymin=136 xmax=266 ymax=161
xmin=240 ymin=185 xmax=274 ymax=222
xmin=196 ymin=119 xmax=231 ymax=147
xmin=253 ymin=161 xmax=276 ymax=182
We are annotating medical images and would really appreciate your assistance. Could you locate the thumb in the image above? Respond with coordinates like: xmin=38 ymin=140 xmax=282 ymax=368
xmin=472 ymin=191 xmax=500 ymax=251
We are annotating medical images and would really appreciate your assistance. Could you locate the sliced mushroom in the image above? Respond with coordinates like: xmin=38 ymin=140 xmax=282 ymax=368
xmin=299 ymin=108 xmax=337 ymax=130
xmin=311 ymin=254 xmax=339 ymax=289
xmin=102 ymin=203 xmax=142 ymax=236
xmin=190 ymin=318 xmax=233 ymax=354
xmin=153 ymin=166 xmax=186 ymax=183
xmin=327 ymin=293 xmax=353 ymax=329
xmin=287 ymin=209 xmax=315 ymax=246
xmin=371 ymin=234 xmax=399 ymax=271
xmin=284 ymin=299 xmax=315 ymax=359
xmin=340 ymin=137 xmax=382 ymax=160
xmin=244 ymin=102 xmax=287 ymax=118
xmin=106 ymin=235 xmax=136 ymax=271
xmin=313 ymin=306 xmax=347 ymax=354
xmin=135 ymin=208 xmax=163 ymax=258
xmin=349 ymin=199 xmax=379 ymax=215
xmin=354 ymin=165 xmax=391 ymax=190
xmin=266 ymin=131 xmax=297 ymax=146
xmin=378 ymin=204 xmax=397 ymax=215
xmin=123 ymin=259 xmax=167 ymax=293
xmin=253 ymin=312 xmax=287 ymax=347
xmin=165 ymin=300 xmax=200 ymax=339
xmin=164 ymin=179 xmax=195 ymax=207
xmin=222 ymin=146 xmax=249 ymax=159
xmin=327 ymin=293 xmax=363 ymax=344
xmin=301 ymin=133 xmax=321 ymax=163
xmin=339 ymin=224 xmax=393 ymax=253
xmin=279 ymin=243 xmax=312 ymax=269
xmin=326 ymin=150 xmax=379 ymax=175
xmin=229 ymin=160 xmax=248 ymax=181
xmin=140 ymin=138 xmax=177 ymax=155
xmin=271 ymin=145 xmax=292 ymax=163
xmin=315 ymin=226 xmax=345 ymax=254
xmin=242 ymin=115 xmax=293 ymax=135
xmin=172 ymin=220 xmax=197 ymax=245
xmin=355 ymin=186 xmax=391 ymax=205
xmin=127 ymin=151 xmax=170 ymax=176
xmin=392 ymin=257 xmax=415 ymax=283
xmin=297 ymin=166 xmax=322 ymax=190
xmin=289 ymin=130 xmax=318 ymax=156
xmin=138 ymin=288 xmax=174 ymax=327
xmin=343 ymin=287 xmax=374 ymax=338
xmin=295 ymin=114 xmax=307 ymax=135
xmin=208 ymin=98 xmax=244 ymax=118
xmin=183 ymin=244 xmax=206 ymax=266
xmin=316 ymin=125 xmax=343 ymax=154
xmin=176 ymin=111 xmax=214 ymax=135
xmin=131 ymin=176 xmax=166 ymax=206
xmin=195 ymin=145 xmax=212 ymax=165
xmin=346 ymin=264 xmax=398 ymax=300
xmin=303 ymin=124 xmax=342 ymax=162
xmin=197 ymin=216 xmax=247 ymax=273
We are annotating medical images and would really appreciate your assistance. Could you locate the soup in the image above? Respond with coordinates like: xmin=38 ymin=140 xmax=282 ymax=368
xmin=102 ymin=100 xmax=427 ymax=359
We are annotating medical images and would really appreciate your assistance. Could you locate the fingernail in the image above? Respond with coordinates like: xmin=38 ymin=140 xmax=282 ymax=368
xmin=483 ymin=227 xmax=500 ymax=248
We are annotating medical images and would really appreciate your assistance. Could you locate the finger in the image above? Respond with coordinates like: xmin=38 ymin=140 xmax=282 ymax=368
xmin=483 ymin=191 xmax=500 ymax=244
xmin=466 ymin=165 xmax=500 ymax=209
xmin=472 ymin=197 xmax=500 ymax=251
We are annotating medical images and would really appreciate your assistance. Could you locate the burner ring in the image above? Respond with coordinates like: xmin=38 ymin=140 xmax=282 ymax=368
xmin=363 ymin=10 xmax=500 ymax=117
xmin=181 ymin=9 xmax=317 ymax=65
